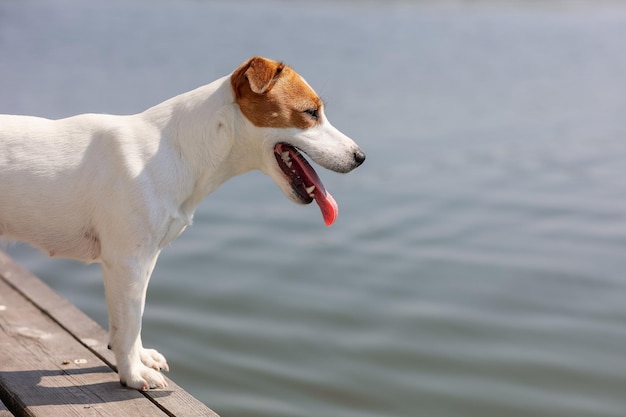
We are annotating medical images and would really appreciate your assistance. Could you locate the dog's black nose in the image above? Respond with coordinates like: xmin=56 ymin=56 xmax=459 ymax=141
xmin=353 ymin=149 xmax=366 ymax=166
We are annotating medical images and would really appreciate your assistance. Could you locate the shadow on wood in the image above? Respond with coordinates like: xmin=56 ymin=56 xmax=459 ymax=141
xmin=0 ymin=366 xmax=169 ymax=406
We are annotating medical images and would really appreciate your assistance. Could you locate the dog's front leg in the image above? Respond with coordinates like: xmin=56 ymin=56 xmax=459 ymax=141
xmin=102 ymin=254 xmax=168 ymax=390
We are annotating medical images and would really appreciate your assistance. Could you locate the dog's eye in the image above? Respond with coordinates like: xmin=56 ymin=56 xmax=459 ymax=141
xmin=304 ymin=108 xmax=319 ymax=120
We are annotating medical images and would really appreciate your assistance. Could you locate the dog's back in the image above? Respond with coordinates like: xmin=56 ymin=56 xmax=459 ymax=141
xmin=0 ymin=113 xmax=142 ymax=261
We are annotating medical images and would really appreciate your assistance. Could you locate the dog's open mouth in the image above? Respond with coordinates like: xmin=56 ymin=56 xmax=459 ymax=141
xmin=274 ymin=143 xmax=338 ymax=226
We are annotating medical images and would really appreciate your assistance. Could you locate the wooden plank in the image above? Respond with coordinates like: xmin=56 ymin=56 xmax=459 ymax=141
xmin=0 ymin=274 xmax=168 ymax=417
xmin=0 ymin=251 xmax=220 ymax=417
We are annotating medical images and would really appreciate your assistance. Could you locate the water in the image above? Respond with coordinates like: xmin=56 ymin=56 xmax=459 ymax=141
xmin=2 ymin=1 xmax=626 ymax=416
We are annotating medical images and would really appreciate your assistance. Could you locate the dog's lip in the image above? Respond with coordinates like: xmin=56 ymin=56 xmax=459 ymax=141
xmin=274 ymin=143 xmax=338 ymax=226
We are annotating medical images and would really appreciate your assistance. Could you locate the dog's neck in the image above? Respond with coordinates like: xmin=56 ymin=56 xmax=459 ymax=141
xmin=141 ymin=75 xmax=260 ymax=211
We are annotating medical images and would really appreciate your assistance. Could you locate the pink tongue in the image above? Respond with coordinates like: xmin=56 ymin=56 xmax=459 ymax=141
xmin=313 ymin=188 xmax=338 ymax=227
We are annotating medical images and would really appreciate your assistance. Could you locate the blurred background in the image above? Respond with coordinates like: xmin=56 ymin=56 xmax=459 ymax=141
xmin=2 ymin=1 xmax=626 ymax=416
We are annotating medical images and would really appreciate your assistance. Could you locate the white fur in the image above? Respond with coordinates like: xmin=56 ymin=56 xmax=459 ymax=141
xmin=0 ymin=71 xmax=363 ymax=390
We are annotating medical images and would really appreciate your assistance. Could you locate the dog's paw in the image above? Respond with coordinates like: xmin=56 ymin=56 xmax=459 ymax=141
xmin=140 ymin=347 xmax=169 ymax=372
xmin=119 ymin=364 xmax=168 ymax=391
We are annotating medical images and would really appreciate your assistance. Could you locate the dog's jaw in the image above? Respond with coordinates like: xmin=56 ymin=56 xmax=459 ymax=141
xmin=273 ymin=142 xmax=339 ymax=226
xmin=230 ymin=56 xmax=365 ymax=225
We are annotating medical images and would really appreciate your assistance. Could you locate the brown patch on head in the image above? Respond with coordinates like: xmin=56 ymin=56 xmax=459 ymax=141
xmin=231 ymin=56 xmax=322 ymax=129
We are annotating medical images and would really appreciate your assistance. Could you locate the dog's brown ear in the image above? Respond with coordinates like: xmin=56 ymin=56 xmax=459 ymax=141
xmin=231 ymin=56 xmax=284 ymax=98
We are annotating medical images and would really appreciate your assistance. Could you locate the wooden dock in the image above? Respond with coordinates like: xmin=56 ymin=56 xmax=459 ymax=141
xmin=0 ymin=250 xmax=220 ymax=417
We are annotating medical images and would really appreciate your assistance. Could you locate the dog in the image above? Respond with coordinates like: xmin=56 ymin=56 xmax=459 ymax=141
xmin=0 ymin=56 xmax=365 ymax=390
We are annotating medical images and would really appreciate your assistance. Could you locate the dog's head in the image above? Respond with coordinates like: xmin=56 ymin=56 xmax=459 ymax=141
xmin=230 ymin=56 xmax=365 ymax=226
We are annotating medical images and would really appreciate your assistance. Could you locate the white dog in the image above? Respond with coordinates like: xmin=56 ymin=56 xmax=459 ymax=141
xmin=0 ymin=56 xmax=365 ymax=390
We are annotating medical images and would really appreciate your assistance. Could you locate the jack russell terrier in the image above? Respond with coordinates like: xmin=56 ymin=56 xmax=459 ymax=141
xmin=0 ymin=56 xmax=365 ymax=390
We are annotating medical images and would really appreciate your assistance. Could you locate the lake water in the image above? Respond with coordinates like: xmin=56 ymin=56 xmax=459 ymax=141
xmin=2 ymin=1 xmax=626 ymax=416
